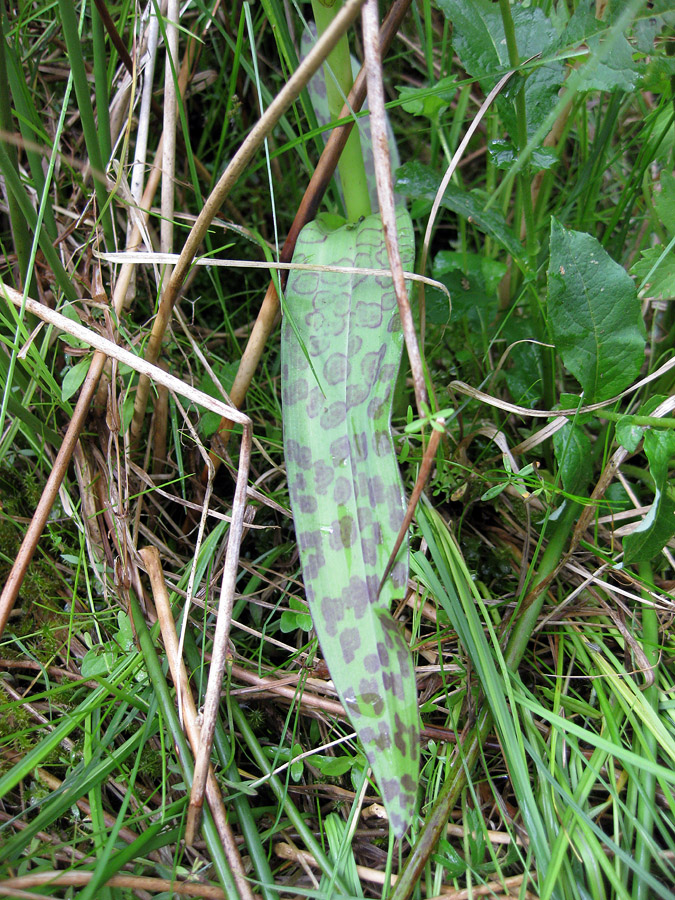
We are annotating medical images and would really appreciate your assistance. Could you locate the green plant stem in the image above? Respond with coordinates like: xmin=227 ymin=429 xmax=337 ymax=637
xmin=391 ymin=502 xmax=579 ymax=900
xmin=127 ymin=589 xmax=245 ymax=900
xmin=498 ymin=0 xmax=536 ymax=265
xmin=92 ymin=3 xmax=112 ymax=165
xmin=311 ymin=0 xmax=370 ymax=221
xmin=595 ymin=411 xmax=675 ymax=428
xmin=632 ymin=560 xmax=658 ymax=900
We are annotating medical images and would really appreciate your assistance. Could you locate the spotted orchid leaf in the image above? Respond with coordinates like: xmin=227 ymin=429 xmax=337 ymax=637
xmin=281 ymin=208 xmax=420 ymax=836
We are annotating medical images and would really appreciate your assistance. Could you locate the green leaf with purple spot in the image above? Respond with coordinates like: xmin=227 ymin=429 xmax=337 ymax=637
xmin=281 ymin=208 xmax=420 ymax=836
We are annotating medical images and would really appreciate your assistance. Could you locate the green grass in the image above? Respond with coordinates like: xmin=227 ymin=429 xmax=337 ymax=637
xmin=1 ymin=1 xmax=674 ymax=898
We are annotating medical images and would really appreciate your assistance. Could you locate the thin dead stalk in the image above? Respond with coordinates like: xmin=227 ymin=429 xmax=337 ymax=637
xmin=138 ymin=548 xmax=254 ymax=899
xmin=0 ymin=119 xmax=183 ymax=634
xmin=273 ymin=843 xmax=529 ymax=897
xmin=185 ymin=424 xmax=252 ymax=839
xmin=362 ymin=0 xmax=427 ymax=414
xmin=379 ymin=420 xmax=444 ymax=594
xmin=0 ymin=872 xmax=249 ymax=899
xmin=160 ymin=0 xmax=178 ymax=284
xmin=0 ymin=350 xmax=106 ymax=639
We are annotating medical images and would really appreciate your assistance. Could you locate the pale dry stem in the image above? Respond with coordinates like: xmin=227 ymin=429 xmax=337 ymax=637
xmin=362 ymin=0 xmax=427 ymax=414
xmin=138 ymin=547 xmax=254 ymax=898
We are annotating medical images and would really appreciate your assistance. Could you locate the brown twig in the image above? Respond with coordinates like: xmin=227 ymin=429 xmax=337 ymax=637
xmin=0 ymin=352 xmax=106 ymax=640
xmin=273 ymin=843 xmax=530 ymax=897
xmin=0 ymin=871 xmax=254 ymax=899
xmin=378 ymin=421 xmax=444 ymax=595
xmin=0 ymin=32 xmax=210 ymax=641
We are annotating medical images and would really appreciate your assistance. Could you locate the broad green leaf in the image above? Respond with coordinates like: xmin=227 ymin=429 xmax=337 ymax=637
xmin=501 ymin=320 xmax=545 ymax=407
xmin=397 ymin=76 xmax=457 ymax=118
xmin=557 ymin=6 xmax=641 ymax=92
xmin=615 ymin=417 xmax=644 ymax=453
xmin=547 ymin=218 xmax=646 ymax=402
xmin=623 ymin=427 xmax=675 ymax=564
xmin=312 ymin=755 xmax=354 ymax=777
xmin=488 ymin=139 xmax=558 ymax=172
xmin=634 ymin=16 xmax=663 ymax=54
xmin=552 ymin=418 xmax=592 ymax=498
xmin=397 ymin=160 xmax=521 ymax=258
xmin=436 ymin=0 xmax=564 ymax=139
xmin=631 ymin=246 xmax=675 ymax=299
xmin=432 ymin=251 xmax=505 ymax=325
xmin=581 ymin=33 xmax=641 ymax=93
xmin=81 ymin=643 xmax=117 ymax=677
xmin=61 ymin=356 xmax=91 ymax=401
xmin=281 ymin=208 xmax=420 ymax=836
xmin=280 ymin=596 xmax=313 ymax=633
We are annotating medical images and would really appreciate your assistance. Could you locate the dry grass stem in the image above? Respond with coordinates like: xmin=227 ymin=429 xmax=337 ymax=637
xmin=138 ymin=547 xmax=254 ymax=897
xmin=363 ymin=0 xmax=427 ymax=414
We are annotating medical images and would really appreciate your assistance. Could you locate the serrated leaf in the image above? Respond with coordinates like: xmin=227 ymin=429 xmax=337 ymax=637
xmin=623 ymin=428 xmax=675 ymax=564
xmin=547 ymin=218 xmax=646 ymax=402
xmin=397 ymin=161 xmax=521 ymax=258
xmin=557 ymin=6 xmax=640 ymax=92
xmin=436 ymin=0 xmax=564 ymax=139
xmin=634 ymin=16 xmax=664 ymax=54
xmin=581 ymin=33 xmax=641 ymax=93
